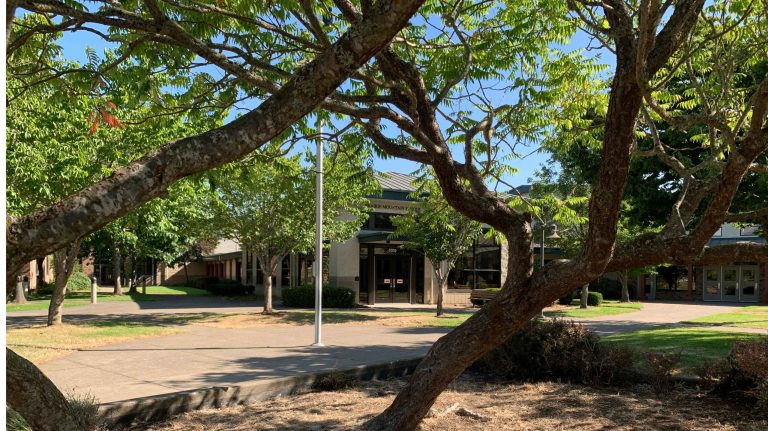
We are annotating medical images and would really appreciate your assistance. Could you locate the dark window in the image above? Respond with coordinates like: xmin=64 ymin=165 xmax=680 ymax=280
xmin=362 ymin=212 xmax=396 ymax=231
xmin=447 ymin=236 xmax=501 ymax=289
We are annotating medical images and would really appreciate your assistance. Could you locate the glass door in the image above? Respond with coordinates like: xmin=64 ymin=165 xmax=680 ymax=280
xmin=392 ymin=257 xmax=411 ymax=303
xmin=375 ymin=256 xmax=394 ymax=303
xmin=703 ymin=266 xmax=721 ymax=301
xmin=740 ymin=266 xmax=759 ymax=303
xmin=722 ymin=266 xmax=739 ymax=301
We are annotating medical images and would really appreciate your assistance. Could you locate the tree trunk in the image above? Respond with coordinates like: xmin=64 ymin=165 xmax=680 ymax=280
xmin=7 ymin=348 xmax=85 ymax=431
xmin=48 ymin=239 xmax=82 ymax=326
xmin=13 ymin=275 xmax=27 ymax=304
xmin=184 ymin=261 xmax=190 ymax=285
xmin=619 ymin=271 xmax=630 ymax=302
xmin=580 ymin=284 xmax=589 ymax=309
xmin=435 ymin=270 xmax=447 ymax=317
xmin=263 ymin=272 xmax=274 ymax=314
xmin=126 ymin=255 xmax=137 ymax=293
xmin=112 ymin=244 xmax=123 ymax=295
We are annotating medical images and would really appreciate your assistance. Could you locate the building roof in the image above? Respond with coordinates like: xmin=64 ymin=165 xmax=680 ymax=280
xmin=376 ymin=172 xmax=418 ymax=192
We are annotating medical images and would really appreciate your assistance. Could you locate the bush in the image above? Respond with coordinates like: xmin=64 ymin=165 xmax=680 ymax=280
xmin=67 ymin=272 xmax=92 ymax=292
xmin=473 ymin=319 xmax=636 ymax=386
xmin=36 ymin=281 xmax=54 ymax=295
xmin=587 ymin=292 xmax=603 ymax=307
xmin=312 ymin=372 xmax=354 ymax=392
xmin=642 ymin=350 xmax=681 ymax=393
xmin=558 ymin=291 xmax=575 ymax=305
xmin=715 ymin=338 xmax=768 ymax=412
xmin=282 ymin=285 xmax=356 ymax=308
xmin=590 ymin=278 xmax=623 ymax=300
xmin=197 ymin=277 xmax=254 ymax=296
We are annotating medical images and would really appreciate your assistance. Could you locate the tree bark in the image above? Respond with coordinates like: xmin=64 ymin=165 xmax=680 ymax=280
xmin=435 ymin=270 xmax=447 ymax=317
xmin=260 ymin=255 xmax=280 ymax=314
xmin=6 ymin=348 xmax=84 ymax=431
xmin=126 ymin=254 xmax=137 ymax=293
xmin=619 ymin=271 xmax=630 ymax=302
xmin=580 ymin=284 xmax=589 ymax=309
xmin=112 ymin=244 xmax=123 ymax=295
xmin=48 ymin=239 xmax=82 ymax=326
xmin=13 ymin=275 xmax=27 ymax=304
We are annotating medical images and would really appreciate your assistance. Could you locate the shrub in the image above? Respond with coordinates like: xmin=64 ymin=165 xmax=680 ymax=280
xmin=558 ymin=291 xmax=575 ymax=305
xmin=282 ymin=285 xmax=356 ymax=308
xmin=473 ymin=319 xmax=636 ymax=386
xmin=312 ymin=372 xmax=354 ymax=392
xmin=715 ymin=338 xmax=768 ymax=412
xmin=590 ymin=278 xmax=623 ymax=300
xmin=197 ymin=277 xmax=254 ymax=296
xmin=587 ymin=292 xmax=603 ymax=307
xmin=641 ymin=350 xmax=681 ymax=393
xmin=67 ymin=272 xmax=92 ymax=292
xmin=36 ymin=281 xmax=55 ymax=295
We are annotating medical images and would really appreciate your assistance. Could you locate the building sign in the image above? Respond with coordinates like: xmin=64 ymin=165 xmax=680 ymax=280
xmin=396 ymin=279 xmax=404 ymax=284
xmin=371 ymin=202 xmax=412 ymax=213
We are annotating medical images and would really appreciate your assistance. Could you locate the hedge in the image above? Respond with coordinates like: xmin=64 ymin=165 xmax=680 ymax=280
xmin=67 ymin=272 xmax=92 ymax=291
xmin=282 ymin=285 xmax=356 ymax=308
xmin=587 ymin=291 xmax=604 ymax=306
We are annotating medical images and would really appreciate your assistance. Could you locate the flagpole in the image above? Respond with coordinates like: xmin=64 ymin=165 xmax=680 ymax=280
xmin=313 ymin=121 xmax=324 ymax=346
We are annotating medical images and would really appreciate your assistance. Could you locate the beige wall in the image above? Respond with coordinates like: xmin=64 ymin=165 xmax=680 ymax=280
xmin=161 ymin=262 xmax=207 ymax=286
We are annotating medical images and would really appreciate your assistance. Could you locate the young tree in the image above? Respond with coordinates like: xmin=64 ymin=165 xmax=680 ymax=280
xmin=392 ymin=176 xmax=483 ymax=317
xmin=212 ymin=148 xmax=376 ymax=313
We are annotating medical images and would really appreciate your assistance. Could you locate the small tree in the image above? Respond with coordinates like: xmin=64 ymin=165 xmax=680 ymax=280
xmin=392 ymin=177 xmax=483 ymax=316
xmin=213 ymin=148 xmax=376 ymax=313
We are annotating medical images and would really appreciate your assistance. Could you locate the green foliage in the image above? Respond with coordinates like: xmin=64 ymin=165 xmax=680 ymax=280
xmin=391 ymin=173 xmax=483 ymax=281
xmin=558 ymin=292 xmax=575 ymax=305
xmin=210 ymin=147 xmax=376 ymax=279
xmin=474 ymin=319 xmax=636 ymax=386
xmin=587 ymin=292 xmax=603 ymax=307
xmin=282 ymin=285 xmax=356 ymax=308
xmin=66 ymin=272 xmax=91 ymax=292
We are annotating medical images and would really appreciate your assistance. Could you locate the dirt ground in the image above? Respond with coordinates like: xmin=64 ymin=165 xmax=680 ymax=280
xmin=143 ymin=377 xmax=767 ymax=431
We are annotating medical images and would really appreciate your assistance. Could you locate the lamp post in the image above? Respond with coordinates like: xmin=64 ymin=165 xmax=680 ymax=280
xmin=538 ymin=223 xmax=561 ymax=319
xmin=313 ymin=121 xmax=324 ymax=347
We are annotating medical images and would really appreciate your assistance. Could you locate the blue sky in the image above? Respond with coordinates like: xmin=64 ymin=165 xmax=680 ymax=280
xmin=47 ymin=9 xmax=611 ymax=188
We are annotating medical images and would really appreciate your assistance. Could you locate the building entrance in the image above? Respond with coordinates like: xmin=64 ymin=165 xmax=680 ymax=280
xmin=375 ymin=255 xmax=411 ymax=303
xmin=359 ymin=245 xmax=424 ymax=304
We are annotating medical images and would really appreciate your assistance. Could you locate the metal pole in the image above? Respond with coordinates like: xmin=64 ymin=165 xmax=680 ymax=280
xmin=539 ymin=226 xmax=546 ymax=319
xmin=91 ymin=276 xmax=98 ymax=304
xmin=314 ymin=122 xmax=324 ymax=346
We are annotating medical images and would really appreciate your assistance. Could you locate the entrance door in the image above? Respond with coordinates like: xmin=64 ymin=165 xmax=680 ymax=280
xmin=722 ymin=266 xmax=739 ymax=301
xmin=740 ymin=266 xmax=760 ymax=302
xmin=374 ymin=255 xmax=411 ymax=303
xmin=703 ymin=266 xmax=721 ymax=301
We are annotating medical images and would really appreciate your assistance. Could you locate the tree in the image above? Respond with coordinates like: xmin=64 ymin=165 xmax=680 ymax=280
xmin=392 ymin=175 xmax=483 ymax=316
xmin=211 ymin=148 xmax=376 ymax=313
xmin=6 ymin=2 xmax=423 ymax=424
xmin=6 ymin=1 xmax=767 ymax=429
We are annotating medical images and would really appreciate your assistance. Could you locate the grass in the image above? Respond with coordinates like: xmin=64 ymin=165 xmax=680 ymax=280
xmin=6 ymin=285 xmax=210 ymax=313
xmin=545 ymin=299 xmax=643 ymax=318
xmin=602 ymin=327 xmax=765 ymax=372
xmin=197 ymin=309 xmax=474 ymax=329
xmin=6 ymin=313 xmax=219 ymax=364
xmin=6 ymin=291 xmax=156 ymax=312
xmin=683 ymin=305 xmax=768 ymax=329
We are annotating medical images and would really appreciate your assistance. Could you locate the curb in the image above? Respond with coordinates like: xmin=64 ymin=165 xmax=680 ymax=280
xmin=98 ymin=356 xmax=424 ymax=427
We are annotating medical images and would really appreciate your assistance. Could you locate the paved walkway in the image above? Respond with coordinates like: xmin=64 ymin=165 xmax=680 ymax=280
xmin=6 ymin=298 xmax=764 ymax=405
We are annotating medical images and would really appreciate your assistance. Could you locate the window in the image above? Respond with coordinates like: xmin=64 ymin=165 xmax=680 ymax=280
xmin=362 ymin=212 xmax=396 ymax=231
xmin=447 ymin=237 xmax=501 ymax=289
xmin=740 ymin=225 xmax=759 ymax=236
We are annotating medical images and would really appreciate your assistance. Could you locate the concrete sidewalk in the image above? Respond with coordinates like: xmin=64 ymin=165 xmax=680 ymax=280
xmin=12 ymin=299 xmax=764 ymax=406
xmin=39 ymin=324 xmax=450 ymax=403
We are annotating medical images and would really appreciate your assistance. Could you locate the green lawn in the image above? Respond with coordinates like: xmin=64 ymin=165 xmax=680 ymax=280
xmin=683 ymin=305 xmax=768 ymax=329
xmin=6 ymin=285 xmax=208 ymax=313
xmin=6 ymin=291 xmax=156 ymax=313
xmin=140 ymin=285 xmax=210 ymax=296
xmin=6 ymin=313 xmax=219 ymax=363
xmin=602 ymin=327 xmax=765 ymax=372
xmin=546 ymin=300 xmax=643 ymax=318
xmin=274 ymin=309 xmax=473 ymax=327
